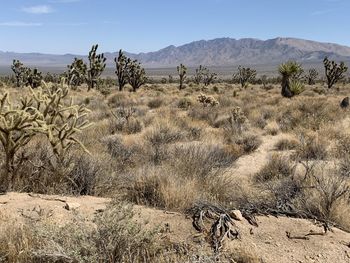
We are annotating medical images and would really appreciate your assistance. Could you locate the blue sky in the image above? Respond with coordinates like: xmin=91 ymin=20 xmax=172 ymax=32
xmin=0 ymin=0 xmax=349 ymax=54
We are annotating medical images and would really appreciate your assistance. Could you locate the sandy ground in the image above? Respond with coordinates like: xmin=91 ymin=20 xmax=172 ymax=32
xmin=1 ymin=132 xmax=350 ymax=262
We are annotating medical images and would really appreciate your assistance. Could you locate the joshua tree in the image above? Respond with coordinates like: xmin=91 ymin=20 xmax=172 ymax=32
xmin=177 ymin=64 xmax=187 ymax=90
xmin=194 ymin=65 xmax=204 ymax=85
xmin=323 ymin=57 xmax=348 ymax=89
xmin=26 ymin=68 xmax=43 ymax=89
xmin=127 ymin=60 xmax=147 ymax=92
xmin=87 ymin=44 xmax=106 ymax=91
xmin=234 ymin=66 xmax=257 ymax=89
xmin=67 ymin=58 xmax=87 ymax=87
xmin=11 ymin=60 xmax=28 ymax=87
xmin=114 ymin=50 xmax=131 ymax=91
xmin=279 ymin=61 xmax=304 ymax=98
xmin=306 ymin=68 xmax=319 ymax=85
xmin=195 ymin=65 xmax=217 ymax=86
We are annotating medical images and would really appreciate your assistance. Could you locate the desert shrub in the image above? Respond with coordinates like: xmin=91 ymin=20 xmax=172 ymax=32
xmin=277 ymin=99 xmax=339 ymax=132
xmin=31 ymin=201 xmax=159 ymax=263
xmin=297 ymin=166 xmax=350 ymax=221
xmin=145 ymin=122 xmax=184 ymax=146
xmin=109 ymin=107 xmax=143 ymax=134
xmin=234 ymin=134 xmax=262 ymax=154
xmin=144 ymin=122 xmax=184 ymax=165
xmin=12 ymin=139 xmax=100 ymax=195
xmin=147 ymin=98 xmax=163 ymax=109
xmin=169 ymin=143 xmax=237 ymax=180
xmin=188 ymin=106 xmax=219 ymax=127
xmin=293 ymin=134 xmax=328 ymax=161
xmin=126 ymin=166 xmax=198 ymax=210
xmin=107 ymin=92 xmax=133 ymax=108
xmin=255 ymin=154 xmax=294 ymax=183
xmin=103 ymin=135 xmax=143 ymax=171
xmin=275 ymin=138 xmax=299 ymax=151
xmin=177 ymin=97 xmax=193 ymax=109
xmin=223 ymin=107 xmax=249 ymax=136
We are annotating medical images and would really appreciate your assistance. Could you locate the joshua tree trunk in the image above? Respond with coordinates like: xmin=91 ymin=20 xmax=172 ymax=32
xmin=281 ymin=77 xmax=293 ymax=98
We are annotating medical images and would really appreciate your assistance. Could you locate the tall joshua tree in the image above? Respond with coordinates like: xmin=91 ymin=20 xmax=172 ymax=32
xmin=177 ymin=64 xmax=187 ymax=90
xmin=127 ymin=60 xmax=147 ymax=92
xmin=279 ymin=61 xmax=304 ymax=98
xmin=115 ymin=50 xmax=131 ymax=91
xmin=87 ymin=44 xmax=106 ymax=91
xmin=323 ymin=57 xmax=348 ymax=89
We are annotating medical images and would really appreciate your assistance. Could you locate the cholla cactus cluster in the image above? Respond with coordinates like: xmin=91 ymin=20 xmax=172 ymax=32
xmin=227 ymin=106 xmax=248 ymax=134
xmin=197 ymin=93 xmax=219 ymax=107
xmin=0 ymin=79 xmax=92 ymax=190
xmin=0 ymin=92 xmax=46 ymax=188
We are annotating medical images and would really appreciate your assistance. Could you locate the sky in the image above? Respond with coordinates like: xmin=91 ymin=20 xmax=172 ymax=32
xmin=0 ymin=0 xmax=349 ymax=54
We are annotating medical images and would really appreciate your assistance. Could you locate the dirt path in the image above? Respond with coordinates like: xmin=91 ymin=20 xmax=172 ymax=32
xmin=229 ymin=133 xmax=286 ymax=181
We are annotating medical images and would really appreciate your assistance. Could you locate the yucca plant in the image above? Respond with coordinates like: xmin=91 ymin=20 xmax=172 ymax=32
xmin=279 ymin=61 xmax=304 ymax=98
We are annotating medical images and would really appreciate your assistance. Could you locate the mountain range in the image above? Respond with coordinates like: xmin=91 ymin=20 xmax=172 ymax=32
xmin=1 ymin=37 xmax=350 ymax=74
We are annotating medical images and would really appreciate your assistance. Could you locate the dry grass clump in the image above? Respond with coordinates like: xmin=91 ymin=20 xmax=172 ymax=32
xmin=255 ymin=154 xmax=294 ymax=183
xmin=147 ymin=97 xmax=163 ymax=109
xmin=0 ymin=202 xmax=164 ymax=263
xmin=293 ymin=133 xmax=328 ymax=161
xmin=234 ymin=134 xmax=262 ymax=154
xmin=277 ymin=98 xmax=341 ymax=132
xmin=125 ymin=142 xmax=237 ymax=211
xmin=275 ymin=138 xmax=299 ymax=151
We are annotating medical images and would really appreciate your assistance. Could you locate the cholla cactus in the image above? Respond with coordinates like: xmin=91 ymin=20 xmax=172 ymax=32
xmin=31 ymin=79 xmax=92 ymax=161
xmin=226 ymin=106 xmax=248 ymax=135
xmin=0 ymin=92 xmax=46 ymax=189
xmin=197 ymin=93 xmax=219 ymax=107
xmin=87 ymin=44 xmax=106 ymax=91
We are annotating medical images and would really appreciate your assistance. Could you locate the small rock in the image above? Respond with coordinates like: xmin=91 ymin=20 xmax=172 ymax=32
xmin=229 ymin=210 xmax=244 ymax=221
xmin=340 ymin=97 xmax=349 ymax=108
xmin=64 ymin=202 xmax=80 ymax=211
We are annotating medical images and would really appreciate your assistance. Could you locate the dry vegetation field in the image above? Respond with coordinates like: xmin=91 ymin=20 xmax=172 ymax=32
xmin=1 ymin=80 xmax=350 ymax=262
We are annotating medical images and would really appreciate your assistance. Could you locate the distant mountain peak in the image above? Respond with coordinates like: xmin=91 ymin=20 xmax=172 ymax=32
xmin=1 ymin=37 xmax=350 ymax=70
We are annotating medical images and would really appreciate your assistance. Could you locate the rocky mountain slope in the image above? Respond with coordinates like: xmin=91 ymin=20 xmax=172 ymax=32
xmin=1 ymin=37 xmax=350 ymax=70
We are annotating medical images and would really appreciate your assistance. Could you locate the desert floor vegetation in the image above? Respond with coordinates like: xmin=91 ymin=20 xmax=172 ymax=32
xmin=1 ymin=80 xmax=350 ymax=262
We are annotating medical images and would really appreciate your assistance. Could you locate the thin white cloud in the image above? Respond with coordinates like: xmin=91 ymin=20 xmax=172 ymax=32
xmin=49 ymin=0 xmax=81 ymax=3
xmin=22 ymin=5 xmax=54 ymax=14
xmin=0 ymin=21 xmax=42 ymax=27
xmin=52 ymin=22 xmax=88 ymax=26
xmin=311 ymin=9 xmax=334 ymax=16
